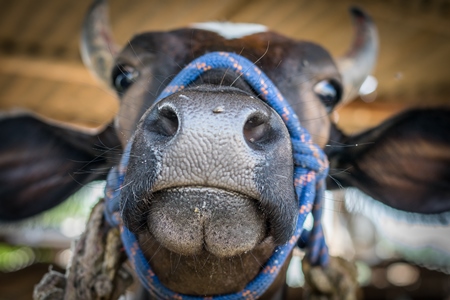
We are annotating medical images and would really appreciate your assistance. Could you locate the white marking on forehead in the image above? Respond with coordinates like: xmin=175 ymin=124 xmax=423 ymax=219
xmin=191 ymin=22 xmax=267 ymax=39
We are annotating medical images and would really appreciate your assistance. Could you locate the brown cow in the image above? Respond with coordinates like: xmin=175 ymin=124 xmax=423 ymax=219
xmin=1 ymin=0 xmax=449 ymax=298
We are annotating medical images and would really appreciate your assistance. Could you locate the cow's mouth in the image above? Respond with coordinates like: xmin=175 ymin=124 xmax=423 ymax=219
xmin=144 ymin=186 xmax=268 ymax=258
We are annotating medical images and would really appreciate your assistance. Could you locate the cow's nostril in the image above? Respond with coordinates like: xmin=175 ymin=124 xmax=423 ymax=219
xmin=157 ymin=105 xmax=179 ymax=136
xmin=243 ymin=113 xmax=270 ymax=145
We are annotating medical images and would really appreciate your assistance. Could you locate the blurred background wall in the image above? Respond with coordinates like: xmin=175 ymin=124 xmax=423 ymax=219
xmin=1 ymin=0 xmax=449 ymax=132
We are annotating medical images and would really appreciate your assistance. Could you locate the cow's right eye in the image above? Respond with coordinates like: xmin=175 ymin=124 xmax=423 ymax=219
xmin=112 ymin=65 xmax=138 ymax=93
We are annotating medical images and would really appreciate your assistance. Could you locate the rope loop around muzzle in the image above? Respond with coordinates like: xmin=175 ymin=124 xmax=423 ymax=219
xmin=105 ymin=52 xmax=330 ymax=299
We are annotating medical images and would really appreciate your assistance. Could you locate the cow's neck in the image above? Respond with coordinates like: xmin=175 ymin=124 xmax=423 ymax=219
xmin=137 ymin=232 xmax=289 ymax=299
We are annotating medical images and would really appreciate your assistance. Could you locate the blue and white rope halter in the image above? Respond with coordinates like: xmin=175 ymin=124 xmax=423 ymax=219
xmin=105 ymin=52 xmax=330 ymax=299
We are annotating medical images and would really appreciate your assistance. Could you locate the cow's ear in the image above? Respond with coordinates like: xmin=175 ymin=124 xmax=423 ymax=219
xmin=326 ymin=108 xmax=450 ymax=214
xmin=0 ymin=114 xmax=121 ymax=221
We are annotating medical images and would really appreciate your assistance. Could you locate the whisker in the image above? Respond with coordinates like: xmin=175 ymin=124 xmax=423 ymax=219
xmin=148 ymin=244 xmax=162 ymax=263
xmin=328 ymin=167 xmax=352 ymax=176
xmin=273 ymin=174 xmax=288 ymax=179
xmin=230 ymin=41 xmax=270 ymax=88
xmin=171 ymin=253 xmax=182 ymax=274
xmin=327 ymin=174 xmax=345 ymax=190
xmin=325 ymin=142 xmax=375 ymax=148
xmin=117 ymin=180 xmax=134 ymax=191
xmin=248 ymin=250 xmax=263 ymax=269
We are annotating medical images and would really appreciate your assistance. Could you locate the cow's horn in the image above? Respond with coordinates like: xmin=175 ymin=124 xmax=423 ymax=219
xmin=337 ymin=7 xmax=378 ymax=104
xmin=80 ymin=0 xmax=119 ymax=87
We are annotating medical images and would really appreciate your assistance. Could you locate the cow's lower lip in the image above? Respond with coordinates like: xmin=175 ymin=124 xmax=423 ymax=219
xmin=146 ymin=186 xmax=267 ymax=257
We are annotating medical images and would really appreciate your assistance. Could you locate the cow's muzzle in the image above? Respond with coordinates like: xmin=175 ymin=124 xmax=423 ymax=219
xmin=120 ymin=86 xmax=298 ymax=257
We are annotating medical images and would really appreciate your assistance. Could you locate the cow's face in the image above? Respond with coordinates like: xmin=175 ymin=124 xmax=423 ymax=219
xmin=2 ymin=0 xmax=450 ymax=298
xmin=80 ymin=1 xmax=377 ymax=295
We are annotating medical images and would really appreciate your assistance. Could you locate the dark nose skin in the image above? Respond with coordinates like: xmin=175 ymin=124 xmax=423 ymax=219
xmin=147 ymin=87 xmax=277 ymax=144
xmin=148 ymin=90 xmax=273 ymax=148
xmin=142 ymin=86 xmax=290 ymax=198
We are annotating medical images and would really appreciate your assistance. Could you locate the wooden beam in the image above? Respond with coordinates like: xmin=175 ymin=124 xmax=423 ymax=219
xmin=0 ymin=55 xmax=98 ymax=86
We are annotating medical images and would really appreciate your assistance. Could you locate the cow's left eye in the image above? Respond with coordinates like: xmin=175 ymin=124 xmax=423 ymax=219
xmin=112 ymin=65 xmax=138 ymax=93
xmin=314 ymin=80 xmax=341 ymax=112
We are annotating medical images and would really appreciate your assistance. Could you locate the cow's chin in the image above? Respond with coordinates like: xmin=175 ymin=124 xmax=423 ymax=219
xmin=137 ymin=229 xmax=277 ymax=296
xmin=134 ymin=187 xmax=283 ymax=295
xmin=145 ymin=186 xmax=268 ymax=258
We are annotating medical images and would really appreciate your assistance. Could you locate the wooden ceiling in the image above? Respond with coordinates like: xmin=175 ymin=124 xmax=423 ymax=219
xmin=0 ymin=0 xmax=449 ymax=132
